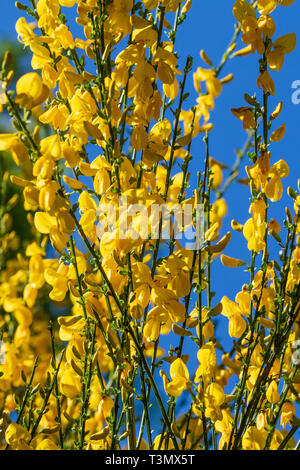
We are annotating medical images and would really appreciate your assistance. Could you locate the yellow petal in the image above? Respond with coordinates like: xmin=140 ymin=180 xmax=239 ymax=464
xmin=34 ymin=212 xmax=57 ymax=234
xmin=242 ymin=426 xmax=266 ymax=450
xmin=165 ymin=377 xmax=187 ymax=397
xmin=273 ymin=33 xmax=297 ymax=54
xmin=266 ymin=380 xmax=280 ymax=404
xmin=270 ymin=123 xmax=286 ymax=142
xmin=170 ymin=358 xmax=189 ymax=381
xmin=233 ymin=0 xmax=256 ymax=22
xmin=221 ymin=254 xmax=246 ymax=268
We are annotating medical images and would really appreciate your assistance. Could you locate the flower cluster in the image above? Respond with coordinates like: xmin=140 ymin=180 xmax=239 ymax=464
xmin=0 ymin=0 xmax=299 ymax=451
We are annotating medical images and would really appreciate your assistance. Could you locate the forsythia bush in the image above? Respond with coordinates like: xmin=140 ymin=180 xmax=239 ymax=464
xmin=0 ymin=0 xmax=299 ymax=451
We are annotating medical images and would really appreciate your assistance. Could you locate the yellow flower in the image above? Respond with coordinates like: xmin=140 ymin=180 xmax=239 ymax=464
xmin=59 ymin=0 xmax=76 ymax=7
xmin=221 ymin=254 xmax=246 ymax=268
xmin=35 ymin=439 xmax=59 ymax=450
xmin=5 ymin=423 xmax=31 ymax=447
xmin=242 ymin=426 xmax=266 ymax=450
xmin=195 ymin=342 xmax=217 ymax=380
xmin=34 ymin=212 xmax=57 ymax=234
xmin=59 ymin=366 xmax=82 ymax=399
xmin=268 ymin=218 xmax=281 ymax=234
xmin=257 ymin=0 xmax=278 ymax=15
xmin=204 ymin=382 xmax=225 ymax=422
xmin=258 ymin=0 xmax=295 ymax=15
xmin=161 ymin=0 xmax=181 ymax=13
xmin=15 ymin=17 xmax=35 ymax=45
xmin=243 ymin=218 xmax=265 ymax=253
xmin=209 ymin=158 xmax=225 ymax=189
xmin=165 ymin=358 xmax=190 ymax=398
xmin=0 ymin=134 xmax=29 ymax=166
xmin=266 ymin=379 xmax=280 ymax=404
xmin=233 ymin=0 xmax=256 ymax=24
xmin=266 ymin=159 xmax=289 ymax=201
xmin=142 ymin=0 xmax=160 ymax=9
xmin=45 ymin=262 xmax=69 ymax=302
xmin=15 ymin=72 xmax=49 ymax=109
xmin=257 ymin=15 xmax=276 ymax=39
xmin=257 ymin=70 xmax=275 ymax=96
xmin=143 ymin=307 xmax=167 ymax=342
xmin=280 ymin=402 xmax=296 ymax=429
xmin=267 ymin=33 xmax=297 ymax=71
xmin=270 ymin=123 xmax=286 ymax=142
xmin=231 ymin=107 xmax=256 ymax=130
xmin=98 ymin=395 xmax=115 ymax=422
xmin=194 ymin=67 xmax=222 ymax=98
xmin=246 ymin=151 xmax=289 ymax=202
xmin=221 ymin=296 xmax=247 ymax=338
xmin=150 ymin=286 xmax=186 ymax=323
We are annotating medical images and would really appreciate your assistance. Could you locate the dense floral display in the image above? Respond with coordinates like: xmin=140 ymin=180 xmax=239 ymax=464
xmin=0 ymin=0 xmax=299 ymax=450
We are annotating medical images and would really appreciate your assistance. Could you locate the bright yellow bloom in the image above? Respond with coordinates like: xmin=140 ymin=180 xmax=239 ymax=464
xmin=266 ymin=379 xmax=280 ymax=404
xmin=231 ymin=106 xmax=256 ymax=129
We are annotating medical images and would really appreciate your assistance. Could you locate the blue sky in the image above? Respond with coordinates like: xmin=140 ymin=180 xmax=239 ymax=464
xmin=1 ymin=0 xmax=300 ymax=440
